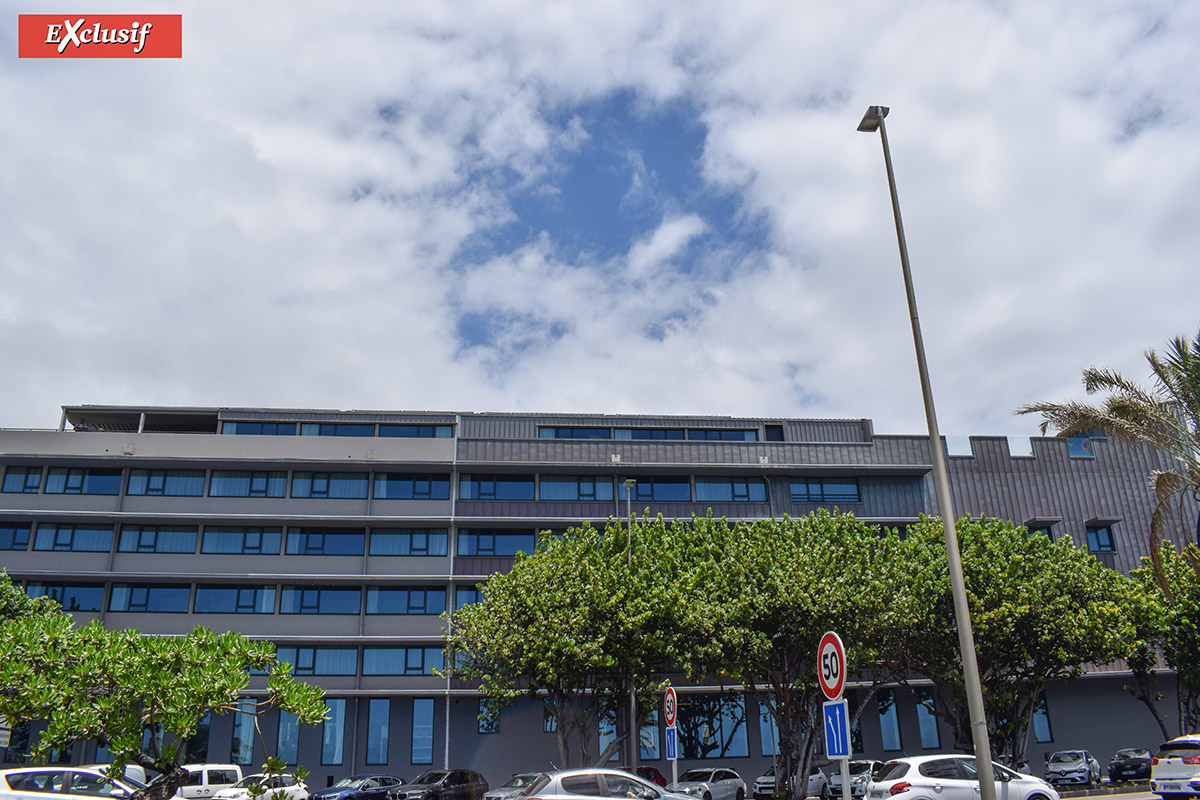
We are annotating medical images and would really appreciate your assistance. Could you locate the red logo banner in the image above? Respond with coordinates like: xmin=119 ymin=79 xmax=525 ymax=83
xmin=18 ymin=14 xmax=182 ymax=58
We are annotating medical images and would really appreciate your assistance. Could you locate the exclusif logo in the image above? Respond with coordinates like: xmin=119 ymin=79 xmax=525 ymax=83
xmin=18 ymin=15 xmax=182 ymax=58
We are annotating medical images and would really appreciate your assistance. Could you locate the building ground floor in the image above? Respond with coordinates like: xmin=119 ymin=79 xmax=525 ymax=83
xmin=2 ymin=673 xmax=1178 ymax=789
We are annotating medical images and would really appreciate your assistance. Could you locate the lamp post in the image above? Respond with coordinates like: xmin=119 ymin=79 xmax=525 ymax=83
xmin=857 ymin=105 xmax=996 ymax=800
xmin=623 ymin=478 xmax=638 ymax=770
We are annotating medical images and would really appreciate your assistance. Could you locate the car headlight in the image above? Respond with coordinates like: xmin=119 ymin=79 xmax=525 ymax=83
xmin=685 ymin=788 xmax=704 ymax=796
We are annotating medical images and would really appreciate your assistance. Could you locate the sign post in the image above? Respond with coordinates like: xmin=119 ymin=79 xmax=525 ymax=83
xmin=818 ymin=632 xmax=852 ymax=800
xmin=664 ymin=687 xmax=678 ymax=784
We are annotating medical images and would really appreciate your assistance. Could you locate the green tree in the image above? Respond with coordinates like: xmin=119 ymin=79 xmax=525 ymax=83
xmin=0 ymin=572 xmax=327 ymax=800
xmin=1016 ymin=329 xmax=1200 ymax=582
xmin=449 ymin=521 xmax=678 ymax=768
xmin=899 ymin=517 xmax=1138 ymax=765
xmin=1133 ymin=543 xmax=1200 ymax=733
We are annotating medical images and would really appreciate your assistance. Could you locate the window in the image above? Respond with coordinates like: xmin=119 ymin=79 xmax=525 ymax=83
xmin=366 ymin=698 xmax=390 ymax=765
xmin=411 ymin=699 xmax=434 ymax=765
xmin=538 ymin=427 xmax=611 ymax=439
xmin=459 ymin=474 xmax=535 ymax=501
xmin=614 ymin=427 xmax=685 ymax=440
xmin=201 ymin=526 xmax=283 ymax=555
xmin=677 ymin=693 xmax=748 ymax=758
xmin=369 ymin=528 xmax=448 ymax=556
xmin=764 ymin=424 xmax=785 ymax=441
xmin=621 ymin=477 xmax=691 ymax=502
xmin=640 ymin=708 xmax=660 ymax=760
xmin=230 ymin=701 xmax=256 ymax=765
xmin=380 ymin=424 xmax=453 ymax=438
xmin=539 ymin=475 xmax=615 ymax=501
xmin=1032 ymin=693 xmax=1052 ymax=743
xmin=478 ymin=698 xmax=500 ymax=734
xmin=366 ymin=587 xmax=447 ymax=615
xmin=322 ymin=698 xmax=345 ymax=765
xmin=291 ymin=472 xmax=369 ymax=499
xmin=914 ymin=689 xmax=940 ymax=748
xmin=279 ymin=586 xmax=361 ymax=614
xmin=1087 ymin=525 xmax=1116 ymax=553
xmin=285 ymin=527 xmax=365 ymax=555
xmin=695 ymin=477 xmax=767 ymax=503
xmin=275 ymin=647 xmax=358 ymax=676
xmin=221 ymin=421 xmax=296 ymax=435
xmin=126 ymin=469 xmax=205 ymax=497
xmin=109 ymin=584 xmax=191 ymax=613
xmin=878 ymin=689 xmax=902 ymax=751
xmin=209 ymin=470 xmax=287 ymax=497
xmin=277 ymin=711 xmax=299 ymax=765
xmin=362 ymin=647 xmax=444 ymax=676
xmin=2 ymin=466 xmax=42 ymax=493
xmin=45 ymin=467 xmax=122 ymax=495
xmin=193 ymin=586 xmax=276 ymax=614
xmin=373 ymin=473 xmax=451 ymax=500
xmin=117 ymin=525 xmax=197 ymax=553
xmin=0 ymin=522 xmax=31 ymax=550
xmin=687 ymin=429 xmax=758 ymax=441
xmin=455 ymin=586 xmax=482 ymax=609
xmin=33 ymin=523 xmax=113 ymax=552
xmin=457 ymin=530 xmax=536 ymax=556
xmin=300 ymin=423 xmax=375 ymax=437
xmin=790 ymin=478 xmax=860 ymax=503
xmin=759 ymin=701 xmax=778 ymax=756
xmin=544 ymin=701 xmax=557 ymax=733
xmin=25 ymin=582 xmax=105 ymax=612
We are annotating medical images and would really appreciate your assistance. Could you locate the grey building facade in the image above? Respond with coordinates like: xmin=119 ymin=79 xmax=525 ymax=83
xmin=0 ymin=405 xmax=1190 ymax=786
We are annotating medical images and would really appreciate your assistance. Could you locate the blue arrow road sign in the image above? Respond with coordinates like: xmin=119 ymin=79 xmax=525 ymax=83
xmin=824 ymin=699 xmax=852 ymax=760
xmin=665 ymin=726 xmax=678 ymax=760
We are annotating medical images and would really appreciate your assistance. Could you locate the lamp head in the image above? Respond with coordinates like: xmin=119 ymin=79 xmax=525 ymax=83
xmin=623 ymin=479 xmax=637 ymax=488
xmin=857 ymin=105 xmax=890 ymax=133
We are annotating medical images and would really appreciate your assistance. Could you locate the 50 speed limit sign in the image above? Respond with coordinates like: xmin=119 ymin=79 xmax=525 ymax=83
xmin=818 ymin=631 xmax=846 ymax=701
xmin=664 ymin=686 xmax=678 ymax=728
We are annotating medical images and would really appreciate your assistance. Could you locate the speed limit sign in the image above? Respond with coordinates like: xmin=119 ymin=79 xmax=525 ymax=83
xmin=818 ymin=631 xmax=846 ymax=701
xmin=664 ymin=686 xmax=678 ymax=728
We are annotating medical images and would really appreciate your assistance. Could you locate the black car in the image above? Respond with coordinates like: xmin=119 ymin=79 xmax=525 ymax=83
xmin=314 ymin=775 xmax=407 ymax=800
xmin=1108 ymin=748 xmax=1152 ymax=782
xmin=389 ymin=771 xmax=488 ymax=800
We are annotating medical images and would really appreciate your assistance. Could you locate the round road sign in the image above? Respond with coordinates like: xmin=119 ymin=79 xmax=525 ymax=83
xmin=818 ymin=631 xmax=846 ymax=701
xmin=664 ymin=686 xmax=678 ymax=727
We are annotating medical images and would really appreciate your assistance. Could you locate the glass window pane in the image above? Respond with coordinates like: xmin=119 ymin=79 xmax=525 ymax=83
xmin=412 ymin=699 xmax=433 ymax=764
xmin=322 ymin=698 xmax=345 ymax=765
xmin=366 ymin=699 xmax=390 ymax=765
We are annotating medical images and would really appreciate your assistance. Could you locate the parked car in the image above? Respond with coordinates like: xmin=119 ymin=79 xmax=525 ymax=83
xmin=0 ymin=766 xmax=145 ymax=800
xmin=668 ymin=769 xmax=746 ymax=800
xmin=483 ymin=774 xmax=543 ymax=800
xmin=82 ymin=764 xmax=149 ymax=785
xmin=497 ymin=768 xmax=688 ymax=800
xmin=753 ymin=766 xmax=826 ymax=800
xmin=1151 ymin=733 xmax=1200 ymax=798
xmin=825 ymin=761 xmax=882 ymax=799
xmin=866 ymin=756 xmax=1058 ymax=800
xmin=388 ymin=771 xmax=488 ymax=800
xmin=1043 ymin=751 xmax=1101 ymax=787
xmin=164 ymin=765 xmax=245 ymax=800
xmin=1109 ymin=749 xmax=1152 ymax=783
xmin=213 ymin=774 xmax=309 ymax=800
xmin=622 ymin=768 xmax=668 ymax=788
xmin=313 ymin=776 xmax=406 ymax=800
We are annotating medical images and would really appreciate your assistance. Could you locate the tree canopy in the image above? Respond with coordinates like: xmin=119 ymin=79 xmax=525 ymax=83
xmin=0 ymin=572 xmax=327 ymax=800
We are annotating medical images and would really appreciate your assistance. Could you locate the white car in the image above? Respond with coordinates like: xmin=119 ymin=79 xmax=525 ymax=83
xmin=1152 ymin=733 xmax=1200 ymax=798
xmin=0 ymin=766 xmax=144 ymax=800
xmin=825 ymin=762 xmax=882 ymax=799
xmin=214 ymin=774 xmax=309 ymax=800
xmin=753 ymin=766 xmax=827 ymax=800
xmin=867 ymin=756 xmax=1058 ymax=800
xmin=668 ymin=769 xmax=746 ymax=800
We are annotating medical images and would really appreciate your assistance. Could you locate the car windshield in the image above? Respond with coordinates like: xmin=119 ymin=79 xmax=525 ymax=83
xmin=233 ymin=776 xmax=267 ymax=789
xmin=845 ymin=764 xmax=873 ymax=776
xmin=1050 ymin=753 xmax=1083 ymax=764
xmin=1114 ymin=750 xmax=1150 ymax=760
xmin=410 ymin=773 xmax=448 ymax=786
xmin=680 ymin=771 xmax=714 ymax=783
xmin=334 ymin=778 xmax=371 ymax=789
xmin=502 ymin=776 xmax=540 ymax=789
xmin=1158 ymin=743 xmax=1200 ymax=759
xmin=759 ymin=768 xmax=775 ymax=779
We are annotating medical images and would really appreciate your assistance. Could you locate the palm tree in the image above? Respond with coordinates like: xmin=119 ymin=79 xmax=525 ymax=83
xmin=1016 ymin=329 xmax=1200 ymax=595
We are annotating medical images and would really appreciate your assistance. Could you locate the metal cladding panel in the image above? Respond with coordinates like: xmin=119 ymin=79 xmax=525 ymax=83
xmin=364 ymin=555 xmax=451 ymax=577
xmin=361 ymin=615 xmax=446 ymax=638
xmin=457 ymin=415 xmax=541 ymax=439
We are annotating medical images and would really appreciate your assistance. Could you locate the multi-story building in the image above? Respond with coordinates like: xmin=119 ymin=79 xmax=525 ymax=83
xmin=0 ymin=405 xmax=1189 ymax=785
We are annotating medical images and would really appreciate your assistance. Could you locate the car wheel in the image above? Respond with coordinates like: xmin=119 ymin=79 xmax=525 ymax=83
xmin=737 ymin=790 xmax=745 ymax=800
xmin=704 ymin=794 xmax=711 ymax=800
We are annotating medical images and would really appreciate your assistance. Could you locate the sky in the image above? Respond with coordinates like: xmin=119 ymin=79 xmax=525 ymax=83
xmin=1 ymin=1 xmax=1197 ymax=447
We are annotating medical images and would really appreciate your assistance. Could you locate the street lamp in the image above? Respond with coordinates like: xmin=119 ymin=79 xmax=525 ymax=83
xmin=622 ymin=478 xmax=638 ymax=769
xmin=857 ymin=105 xmax=996 ymax=800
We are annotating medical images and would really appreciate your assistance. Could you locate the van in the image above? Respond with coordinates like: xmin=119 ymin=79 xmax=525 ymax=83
xmin=82 ymin=764 xmax=148 ymax=786
xmin=174 ymin=765 xmax=244 ymax=799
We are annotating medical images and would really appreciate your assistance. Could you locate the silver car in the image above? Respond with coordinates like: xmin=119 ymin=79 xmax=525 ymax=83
xmin=668 ymin=770 xmax=746 ymax=800
xmin=514 ymin=769 xmax=690 ymax=800
xmin=1044 ymin=751 xmax=1101 ymax=788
